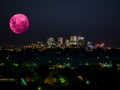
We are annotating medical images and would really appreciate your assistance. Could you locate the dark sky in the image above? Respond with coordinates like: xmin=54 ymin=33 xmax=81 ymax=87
xmin=0 ymin=0 xmax=120 ymax=47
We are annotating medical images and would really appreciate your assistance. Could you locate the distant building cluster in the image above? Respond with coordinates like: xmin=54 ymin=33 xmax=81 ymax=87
xmin=0 ymin=35 xmax=109 ymax=51
xmin=47 ymin=35 xmax=85 ymax=48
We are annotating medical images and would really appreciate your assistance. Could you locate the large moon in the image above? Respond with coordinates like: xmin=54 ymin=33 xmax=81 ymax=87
xmin=9 ymin=13 xmax=29 ymax=34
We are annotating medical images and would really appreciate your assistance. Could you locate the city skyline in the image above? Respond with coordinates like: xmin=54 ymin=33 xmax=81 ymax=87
xmin=0 ymin=35 xmax=105 ymax=48
xmin=0 ymin=0 xmax=120 ymax=47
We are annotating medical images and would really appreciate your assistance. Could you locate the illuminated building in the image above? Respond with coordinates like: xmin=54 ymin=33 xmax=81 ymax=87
xmin=95 ymin=43 xmax=105 ymax=48
xmin=77 ymin=36 xmax=84 ymax=47
xmin=57 ymin=37 xmax=63 ymax=47
xmin=65 ymin=39 xmax=70 ymax=47
xmin=99 ymin=43 xmax=105 ymax=48
xmin=70 ymin=35 xmax=85 ymax=47
xmin=95 ymin=43 xmax=100 ymax=48
xmin=70 ymin=35 xmax=77 ymax=45
xmin=21 ymin=42 xmax=44 ymax=50
xmin=87 ymin=41 xmax=94 ymax=49
xmin=47 ymin=37 xmax=55 ymax=48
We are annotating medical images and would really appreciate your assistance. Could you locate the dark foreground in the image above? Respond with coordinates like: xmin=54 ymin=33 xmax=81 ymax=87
xmin=0 ymin=47 xmax=120 ymax=89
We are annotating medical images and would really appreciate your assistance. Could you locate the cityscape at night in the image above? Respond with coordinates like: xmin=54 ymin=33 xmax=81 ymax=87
xmin=0 ymin=0 xmax=120 ymax=90
xmin=0 ymin=36 xmax=120 ymax=89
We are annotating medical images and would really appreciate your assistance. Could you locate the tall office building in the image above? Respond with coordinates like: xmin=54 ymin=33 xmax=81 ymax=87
xmin=70 ymin=35 xmax=85 ymax=47
xmin=57 ymin=37 xmax=63 ymax=47
xmin=70 ymin=35 xmax=77 ymax=45
xmin=65 ymin=39 xmax=70 ymax=47
xmin=47 ymin=37 xmax=55 ymax=48
xmin=77 ymin=36 xmax=84 ymax=47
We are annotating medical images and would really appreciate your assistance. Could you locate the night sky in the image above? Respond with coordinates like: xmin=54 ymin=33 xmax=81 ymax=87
xmin=0 ymin=0 xmax=120 ymax=47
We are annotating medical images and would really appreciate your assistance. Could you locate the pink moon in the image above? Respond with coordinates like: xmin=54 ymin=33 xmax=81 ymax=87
xmin=9 ymin=13 xmax=29 ymax=34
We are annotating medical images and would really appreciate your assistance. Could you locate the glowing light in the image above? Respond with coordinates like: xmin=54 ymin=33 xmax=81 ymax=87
xmin=38 ymin=86 xmax=42 ymax=90
xmin=59 ymin=76 xmax=66 ymax=84
xmin=13 ymin=63 xmax=19 ymax=67
xmin=77 ymin=76 xmax=83 ymax=81
xmin=0 ymin=78 xmax=15 ymax=82
xmin=21 ymin=78 xmax=27 ymax=86
xmin=84 ymin=63 xmax=89 ymax=66
xmin=86 ymin=80 xmax=90 ymax=85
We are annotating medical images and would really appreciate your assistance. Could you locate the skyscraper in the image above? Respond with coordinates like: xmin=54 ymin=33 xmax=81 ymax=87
xmin=70 ymin=35 xmax=77 ymax=46
xmin=77 ymin=36 xmax=84 ymax=47
xmin=47 ymin=37 xmax=55 ymax=48
xmin=70 ymin=35 xmax=85 ymax=47
xmin=57 ymin=37 xmax=63 ymax=47
xmin=65 ymin=39 xmax=70 ymax=47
